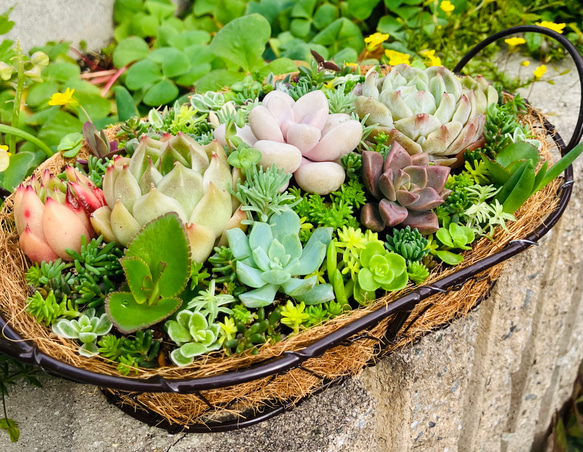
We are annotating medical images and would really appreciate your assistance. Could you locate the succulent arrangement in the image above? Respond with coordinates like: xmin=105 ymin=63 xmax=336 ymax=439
xmin=10 ymin=62 xmax=583 ymax=373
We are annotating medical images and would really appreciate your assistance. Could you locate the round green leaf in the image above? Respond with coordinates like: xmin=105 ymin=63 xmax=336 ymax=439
xmin=113 ymin=36 xmax=150 ymax=68
xmin=209 ymin=14 xmax=271 ymax=72
xmin=126 ymin=59 xmax=162 ymax=90
xmin=143 ymin=79 xmax=179 ymax=106
xmin=149 ymin=47 xmax=191 ymax=78
xmin=26 ymin=82 xmax=59 ymax=107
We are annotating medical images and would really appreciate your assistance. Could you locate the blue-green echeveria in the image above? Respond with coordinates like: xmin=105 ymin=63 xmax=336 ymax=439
xmin=226 ymin=209 xmax=334 ymax=308
xmin=165 ymin=310 xmax=221 ymax=366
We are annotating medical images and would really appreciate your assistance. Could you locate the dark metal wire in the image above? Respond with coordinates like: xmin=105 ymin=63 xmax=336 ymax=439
xmin=1 ymin=26 xmax=582 ymax=432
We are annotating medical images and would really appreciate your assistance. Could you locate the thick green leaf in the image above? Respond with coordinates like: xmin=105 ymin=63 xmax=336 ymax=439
xmin=124 ymin=213 xmax=190 ymax=298
xmin=436 ymin=228 xmax=454 ymax=248
xmin=143 ymin=79 xmax=179 ymax=106
xmin=37 ymin=110 xmax=82 ymax=147
xmin=311 ymin=18 xmax=364 ymax=55
xmin=209 ymin=14 xmax=271 ymax=72
xmin=291 ymin=0 xmax=317 ymax=19
xmin=42 ymin=62 xmax=80 ymax=82
xmin=25 ymin=82 xmax=59 ymax=107
xmin=145 ymin=0 xmax=176 ymax=20
xmin=535 ymin=142 xmax=583 ymax=192
xmin=494 ymin=160 xmax=529 ymax=205
xmin=126 ymin=59 xmax=162 ymax=90
xmin=502 ymin=161 xmax=535 ymax=214
xmin=58 ymin=132 xmax=83 ymax=158
xmin=195 ymin=69 xmax=246 ymax=93
xmin=1 ymin=152 xmax=36 ymax=191
xmin=313 ymin=3 xmax=338 ymax=29
xmin=132 ymin=12 xmax=159 ymax=38
xmin=290 ymin=18 xmax=312 ymax=39
xmin=0 ymin=417 xmax=19 ymax=443
xmin=496 ymin=142 xmax=539 ymax=169
xmin=332 ymin=47 xmax=358 ymax=64
xmin=106 ymin=292 xmax=182 ymax=334
xmin=149 ymin=47 xmax=191 ymax=78
xmin=483 ymin=157 xmax=512 ymax=186
xmin=168 ymin=30 xmax=211 ymax=49
xmin=122 ymin=256 xmax=153 ymax=304
xmin=257 ymin=58 xmax=298 ymax=79
xmin=435 ymin=250 xmax=463 ymax=265
xmin=113 ymin=36 xmax=150 ymax=68
xmin=114 ymin=86 xmax=139 ymax=122
xmin=348 ymin=0 xmax=381 ymax=20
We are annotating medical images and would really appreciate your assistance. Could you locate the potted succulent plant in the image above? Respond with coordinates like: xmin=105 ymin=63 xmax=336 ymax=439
xmin=0 ymin=25 xmax=582 ymax=432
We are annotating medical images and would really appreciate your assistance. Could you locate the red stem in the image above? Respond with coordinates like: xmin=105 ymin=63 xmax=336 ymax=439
xmin=101 ymin=66 xmax=128 ymax=97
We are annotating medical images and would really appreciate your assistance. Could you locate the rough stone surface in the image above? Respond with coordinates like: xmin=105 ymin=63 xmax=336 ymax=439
xmin=0 ymin=0 xmax=115 ymax=53
xmin=0 ymin=38 xmax=582 ymax=452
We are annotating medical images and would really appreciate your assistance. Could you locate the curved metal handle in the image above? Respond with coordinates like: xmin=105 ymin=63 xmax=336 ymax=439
xmin=453 ymin=25 xmax=583 ymax=154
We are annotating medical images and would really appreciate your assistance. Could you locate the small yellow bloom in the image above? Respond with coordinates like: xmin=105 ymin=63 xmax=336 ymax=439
xmin=345 ymin=62 xmax=358 ymax=68
xmin=48 ymin=88 xmax=77 ymax=107
xmin=364 ymin=32 xmax=390 ymax=52
xmin=504 ymin=37 xmax=526 ymax=50
xmin=385 ymin=49 xmax=411 ymax=66
xmin=420 ymin=49 xmax=442 ymax=67
xmin=0 ymin=144 xmax=11 ymax=172
xmin=535 ymin=21 xmax=566 ymax=34
xmin=521 ymin=60 xmax=530 ymax=67
xmin=533 ymin=64 xmax=547 ymax=79
xmin=440 ymin=1 xmax=455 ymax=14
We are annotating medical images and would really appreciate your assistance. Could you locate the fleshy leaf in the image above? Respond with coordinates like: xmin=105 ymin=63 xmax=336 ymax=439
xmin=121 ymin=256 xmax=153 ymax=304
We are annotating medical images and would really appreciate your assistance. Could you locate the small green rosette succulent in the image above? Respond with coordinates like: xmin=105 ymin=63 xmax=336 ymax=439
xmin=165 ymin=310 xmax=222 ymax=366
xmin=52 ymin=308 xmax=112 ymax=357
xmin=357 ymin=242 xmax=408 ymax=293
xmin=226 ymin=209 xmax=334 ymax=308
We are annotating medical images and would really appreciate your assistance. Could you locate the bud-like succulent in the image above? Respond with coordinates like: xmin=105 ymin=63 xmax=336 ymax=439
xmin=14 ymin=166 xmax=106 ymax=263
xmin=361 ymin=143 xmax=451 ymax=234
xmin=91 ymin=133 xmax=243 ymax=263
xmin=216 ymin=90 xmax=363 ymax=195
xmin=356 ymin=64 xmax=498 ymax=165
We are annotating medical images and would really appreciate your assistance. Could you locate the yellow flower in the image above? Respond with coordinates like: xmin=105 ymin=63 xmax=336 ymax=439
xmin=521 ymin=60 xmax=530 ymax=67
xmin=0 ymin=144 xmax=11 ymax=172
xmin=535 ymin=21 xmax=566 ymax=34
xmin=345 ymin=62 xmax=358 ymax=68
xmin=504 ymin=37 xmax=526 ymax=50
xmin=364 ymin=32 xmax=390 ymax=51
xmin=385 ymin=49 xmax=411 ymax=66
xmin=440 ymin=1 xmax=455 ymax=14
xmin=533 ymin=64 xmax=547 ymax=79
xmin=419 ymin=49 xmax=442 ymax=67
xmin=48 ymin=88 xmax=77 ymax=107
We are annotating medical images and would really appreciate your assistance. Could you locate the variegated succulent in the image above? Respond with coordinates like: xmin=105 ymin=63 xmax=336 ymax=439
xmin=91 ymin=133 xmax=245 ymax=263
xmin=355 ymin=64 xmax=498 ymax=165
xmin=361 ymin=142 xmax=451 ymax=234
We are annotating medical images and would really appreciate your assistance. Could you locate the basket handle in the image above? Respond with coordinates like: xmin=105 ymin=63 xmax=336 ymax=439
xmin=453 ymin=25 xmax=583 ymax=154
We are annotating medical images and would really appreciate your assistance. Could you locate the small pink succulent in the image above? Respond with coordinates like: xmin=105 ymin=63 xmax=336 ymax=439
xmin=361 ymin=142 xmax=451 ymax=234
xmin=13 ymin=166 xmax=106 ymax=263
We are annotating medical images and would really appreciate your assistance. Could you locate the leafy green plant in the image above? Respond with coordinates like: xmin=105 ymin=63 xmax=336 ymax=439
xmin=280 ymin=300 xmax=309 ymax=334
xmin=26 ymin=290 xmax=80 ymax=326
xmin=385 ymin=226 xmax=429 ymax=263
xmin=98 ymin=330 xmax=161 ymax=375
xmin=52 ymin=308 xmax=113 ymax=357
xmin=105 ymin=213 xmax=190 ymax=333
xmin=430 ymin=223 xmax=476 ymax=265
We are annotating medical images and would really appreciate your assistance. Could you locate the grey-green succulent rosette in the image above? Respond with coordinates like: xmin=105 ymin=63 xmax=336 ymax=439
xmin=15 ymin=61 xmax=582 ymax=372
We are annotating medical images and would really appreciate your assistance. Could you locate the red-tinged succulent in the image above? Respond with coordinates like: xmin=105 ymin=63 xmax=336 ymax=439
xmin=361 ymin=142 xmax=451 ymax=234
xmin=13 ymin=166 xmax=106 ymax=263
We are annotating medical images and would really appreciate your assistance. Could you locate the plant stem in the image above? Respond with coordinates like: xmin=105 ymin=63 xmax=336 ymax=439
xmin=0 ymin=124 xmax=54 ymax=157
xmin=9 ymin=40 xmax=25 ymax=153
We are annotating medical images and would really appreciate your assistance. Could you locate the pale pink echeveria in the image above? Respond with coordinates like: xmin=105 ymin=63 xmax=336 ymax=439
xmin=14 ymin=166 xmax=106 ymax=263
xmin=215 ymin=90 xmax=363 ymax=195
xmin=361 ymin=142 xmax=451 ymax=235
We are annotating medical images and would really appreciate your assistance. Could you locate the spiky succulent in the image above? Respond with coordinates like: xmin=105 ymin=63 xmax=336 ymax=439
xmin=361 ymin=143 xmax=451 ymax=234
xmin=355 ymin=64 xmax=498 ymax=165
xmin=385 ymin=226 xmax=429 ymax=262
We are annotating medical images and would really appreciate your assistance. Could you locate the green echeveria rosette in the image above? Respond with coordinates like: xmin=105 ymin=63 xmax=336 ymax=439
xmin=357 ymin=242 xmax=408 ymax=294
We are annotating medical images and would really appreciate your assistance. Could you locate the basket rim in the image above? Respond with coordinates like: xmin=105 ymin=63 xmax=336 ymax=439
xmin=0 ymin=116 xmax=574 ymax=393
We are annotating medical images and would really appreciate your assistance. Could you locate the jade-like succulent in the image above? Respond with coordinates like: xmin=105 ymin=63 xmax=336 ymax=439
xmin=165 ymin=310 xmax=222 ymax=366
xmin=14 ymin=166 xmax=107 ymax=263
xmin=52 ymin=308 xmax=112 ymax=357
xmin=226 ymin=209 xmax=334 ymax=308
xmin=91 ymin=132 xmax=243 ymax=262
xmin=361 ymin=142 xmax=451 ymax=234
xmin=355 ymin=64 xmax=498 ymax=165
xmin=105 ymin=213 xmax=190 ymax=334
xmin=216 ymin=90 xmax=363 ymax=195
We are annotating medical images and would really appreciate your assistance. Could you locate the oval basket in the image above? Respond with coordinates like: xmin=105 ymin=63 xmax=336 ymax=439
xmin=0 ymin=26 xmax=582 ymax=432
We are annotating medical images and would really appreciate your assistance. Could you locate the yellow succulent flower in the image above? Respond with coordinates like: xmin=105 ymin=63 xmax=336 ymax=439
xmin=440 ymin=1 xmax=455 ymax=14
xmin=535 ymin=21 xmax=566 ymax=34
xmin=48 ymin=88 xmax=77 ymax=107
xmin=365 ymin=32 xmax=390 ymax=51
xmin=0 ymin=144 xmax=11 ymax=172
xmin=533 ymin=65 xmax=547 ymax=79
xmin=521 ymin=60 xmax=530 ymax=67
xmin=345 ymin=62 xmax=358 ymax=68
xmin=420 ymin=49 xmax=442 ymax=67
xmin=385 ymin=49 xmax=411 ymax=66
xmin=504 ymin=37 xmax=526 ymax=50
